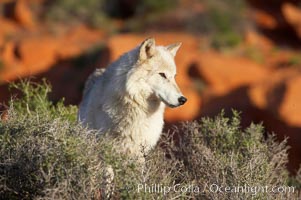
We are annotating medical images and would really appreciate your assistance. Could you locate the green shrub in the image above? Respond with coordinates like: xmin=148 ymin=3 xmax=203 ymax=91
xmin=45 ymin=0 xmax=107 ymax=28
xmin=9 ymin=79 xmax=77 ymax=122
xmin=197 ymin=0 xmax=247 ymax=50
xmin=1 ymin=80 xmax=105 ymax=199
xmin=136 ymin=0 xmax=177 ymax=13
xmin=164 ymin=113 xmax=298 ymax=199
xmin=0 ymin=81 xmax=300 ymax=199
xmin=45 ymin=0 xmax=177 ymax=29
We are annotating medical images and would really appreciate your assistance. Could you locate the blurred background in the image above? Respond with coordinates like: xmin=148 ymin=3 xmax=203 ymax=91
xmin=0 ymin=0 xmax=300 ymax=173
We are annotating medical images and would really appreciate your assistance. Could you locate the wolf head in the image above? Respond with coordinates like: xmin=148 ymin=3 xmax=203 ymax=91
xmin=127 ymin=38 xmax=187 ymax=109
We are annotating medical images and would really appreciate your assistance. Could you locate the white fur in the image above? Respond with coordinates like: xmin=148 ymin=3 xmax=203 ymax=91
xmin=78 ymin=38 xmax=186 ymax=157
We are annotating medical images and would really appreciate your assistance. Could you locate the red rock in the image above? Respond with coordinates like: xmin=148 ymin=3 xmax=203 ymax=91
xmin=253 ymin=9 xmax=278 ymax=29
xmin=11 ymin=28 xmax=102 ymax=77
xmin=248 ymin=68 xmax=301 ymax=127
xmin=249 ymin=69 xmax=294 ymax=110
xmin=14 ymin=0 xmax=36 ymax=29
xmin=0 ymin=17 xmax=20 ymax=38
xmin=264 ymin=49 xmax=296 ymax=69
xmin=57 ymin=25 xmax=104 ymax=59
xmin=17 ymin=36 xmax=59 ymax=72
xmin=0 ymin=18 xmax=20 ymax=76
xmin=0 ymin=25 xmax=105 ymax=83
xmin=282 ymin=3 xmax=301 ymax=38
xmin=0 ymin=64 xmax=27 ymax=83
xmin=279 ymin=75 xmax=301 ymax=127
xmin=1 ymin=41 xmax=18 ymax=66
xmin=193 ymin=51 xmax=269 ymax=95
xmin=244 ymin=30 xmax=274 ymax=51
xmin=0 ymin=41 xmax=23 ymax=82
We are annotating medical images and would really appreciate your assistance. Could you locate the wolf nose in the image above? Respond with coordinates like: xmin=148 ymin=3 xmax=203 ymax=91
xmin=178 ymin=96 xmax=187 ymax=105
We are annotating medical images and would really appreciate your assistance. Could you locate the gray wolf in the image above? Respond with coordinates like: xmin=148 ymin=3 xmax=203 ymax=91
xmin=78 ymin=38 xmax=187 ymax=157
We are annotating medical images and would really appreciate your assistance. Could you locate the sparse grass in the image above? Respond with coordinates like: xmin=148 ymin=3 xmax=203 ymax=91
xmin=0 ymin=80 xmax=300 ymax=199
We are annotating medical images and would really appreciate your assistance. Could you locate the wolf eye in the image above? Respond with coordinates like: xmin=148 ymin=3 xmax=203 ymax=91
xmin=159 ymin=73 xmax=167 ymax=79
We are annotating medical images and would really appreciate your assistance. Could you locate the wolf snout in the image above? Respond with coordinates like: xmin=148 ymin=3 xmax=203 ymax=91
xmin=178 ymin=96 xmax=187 ymax=105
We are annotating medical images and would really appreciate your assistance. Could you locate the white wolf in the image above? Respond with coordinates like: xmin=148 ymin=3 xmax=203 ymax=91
xmin=78 ymin=38 xmax=187 ymax=157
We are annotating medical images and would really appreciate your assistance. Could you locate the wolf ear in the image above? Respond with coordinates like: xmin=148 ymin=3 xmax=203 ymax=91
xmin=166 ymin=42 xmax=182 ymax=57
xmin=139 ymin=38 xmax=156 ymax=61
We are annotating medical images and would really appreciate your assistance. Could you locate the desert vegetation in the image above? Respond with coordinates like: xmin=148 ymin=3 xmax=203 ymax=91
xmin=0 ymin=81 xmax=300 ymax=199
